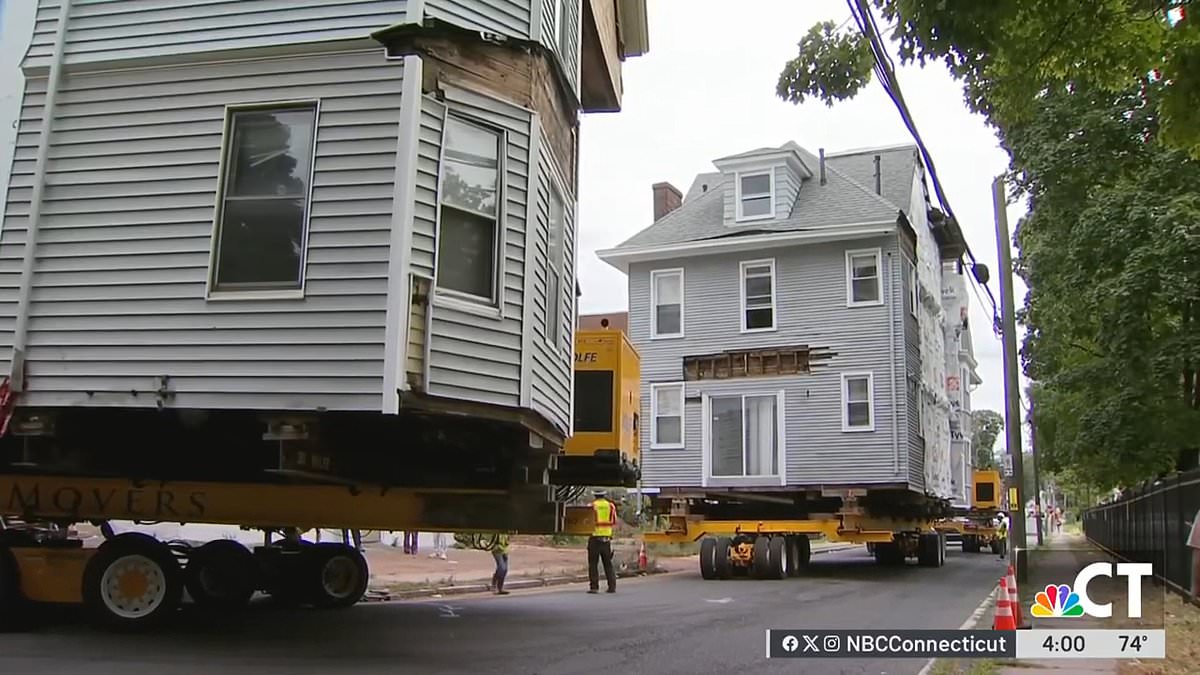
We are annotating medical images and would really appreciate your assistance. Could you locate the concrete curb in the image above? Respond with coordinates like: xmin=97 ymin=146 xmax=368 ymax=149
xmin=365 ymin=542 xmax=863 ymax=602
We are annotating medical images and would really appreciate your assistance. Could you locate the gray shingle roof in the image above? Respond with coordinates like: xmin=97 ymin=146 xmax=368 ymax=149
xmin=615 ymin=142 xmax=917 ymax=250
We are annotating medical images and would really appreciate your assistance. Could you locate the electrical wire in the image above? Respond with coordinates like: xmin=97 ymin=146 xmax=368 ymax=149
xmin=847 ymin=0 xmax=1004 ymax=333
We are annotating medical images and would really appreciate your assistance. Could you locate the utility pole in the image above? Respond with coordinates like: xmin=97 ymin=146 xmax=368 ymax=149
xmin=993 ymin=176 xmax=1028 ymax=580
xmin=1030 ymin=396 xmax=1044 ymax=545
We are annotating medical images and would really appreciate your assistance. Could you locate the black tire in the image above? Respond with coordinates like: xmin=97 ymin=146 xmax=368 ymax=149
xmin=990 ymin=538 xmax=1003 ymax=555
xmin=751 ymin=536 xmax=772 ymax=579
xmin=795 ymin=536 xmax=811 ymax=569
xmin=0 ymin=546 xmax=32 ymax=632
xmin=873 ymin=541 xmax=904 ymax=566
xmin=699 ymin=538 xmax=717 ymax=580
xmin=767 ymin=537 xmax=786 ymax=580
xmin=917 ymin=533 xmax=940 ymax=568
xmin=185 ymin=540 xmax=256 ymax=610
xmin=302 ymin=544 xmax=369 ymax=609
xmin=937 ymin=534 xmax=946 ymax=567
xmin=785 ymin=537 xmax=800 ymax=577
xmin=82 ymin=533 xmax=183 ymax=632
xmin=713 ymin=537 xmax=732 ymax=579
xmin=962 ymin=536 xmax=975 ymax=553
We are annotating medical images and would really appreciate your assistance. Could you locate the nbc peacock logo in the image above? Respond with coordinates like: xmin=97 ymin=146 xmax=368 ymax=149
xmin=1031 ymin=584 xmax=1085 ymax=618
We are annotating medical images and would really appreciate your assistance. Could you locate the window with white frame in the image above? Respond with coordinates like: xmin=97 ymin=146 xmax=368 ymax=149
xmin=740 ymin=259 xmax=775 ymax=331
xmin=544 ymin=188 xmax=566 ymax=346
xmin=650 ymin=383 xmax=684 ymax=448
xmin=736 ymin=171 xmax=773 ymax=220
xmin=909 ymin=261 xmax=919 ymax=318
xmin=842 ymin=372 xmax=874 ymax=431
xmin=846 ymin=249 xmax=882 ymax=306
xmin=650 ymin=269 xmax=683 ymax=337
xmin=211 ymin=103 xmax=317 ymax=292
xmin=709 ymin=393 xmax=780 ymax=478
xmin=436 ymin=115 xmax=502 ymax=302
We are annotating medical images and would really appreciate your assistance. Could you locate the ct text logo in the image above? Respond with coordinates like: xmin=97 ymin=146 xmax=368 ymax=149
xmin=1030 ymin=562 xmax=1152 ymax=618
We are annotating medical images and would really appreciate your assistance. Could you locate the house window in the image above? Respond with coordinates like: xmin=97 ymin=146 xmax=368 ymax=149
xmin=740 ymin=259 xmax=775 ymax=332
xmin=709 ymin=393 xmax=779 ymax=477
xmin=211 ymin=103 xmax=317 ymax=292
xmin=650 ymin=268 xmax=683 ymax=338
xmin=846 ymin=249 xmax=882 ymax=306
xmin=651 ymin=383 xmax=684 ymax=448
xmin=436 ymin=115 xmax=502 ymax=302
xmin=909 ymin=261 xmax=919 ymax=318
xmin=736 ymin=171 xmax=773 ymax=220
xmin=842 ymin=372 xmax=874 ymax=431
xmin=544 ymin=188 xmax=566 ymax=346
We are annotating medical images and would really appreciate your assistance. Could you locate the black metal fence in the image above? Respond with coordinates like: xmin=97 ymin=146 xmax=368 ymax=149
xmin=1083 ymin=468 xmax=1200 ymax=596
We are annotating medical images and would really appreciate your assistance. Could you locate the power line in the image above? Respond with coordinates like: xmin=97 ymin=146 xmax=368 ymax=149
xmin=847 ymin=0 xmax=1003 ymax=330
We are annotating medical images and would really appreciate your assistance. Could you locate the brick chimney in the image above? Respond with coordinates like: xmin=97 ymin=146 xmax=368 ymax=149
xmin=652 ymin=182 xmax=683 ymax=221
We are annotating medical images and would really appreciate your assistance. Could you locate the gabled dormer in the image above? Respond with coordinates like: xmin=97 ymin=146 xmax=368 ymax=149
xmin=712 ymin=144 xmax=813 ymax=226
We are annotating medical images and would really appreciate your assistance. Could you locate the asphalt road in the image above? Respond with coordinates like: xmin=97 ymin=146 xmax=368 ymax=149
xmin=0 ymin=546 xmax=1007 ymax=675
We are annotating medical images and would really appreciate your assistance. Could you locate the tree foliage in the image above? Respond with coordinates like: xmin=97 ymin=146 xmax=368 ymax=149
xmin=1009 ymin=81 xmax=1200 ymax=488
xmin=777 ymin=1 xmax=1200 ymax=154
xmin=971 ymin=409 xmax=1004 ymax=470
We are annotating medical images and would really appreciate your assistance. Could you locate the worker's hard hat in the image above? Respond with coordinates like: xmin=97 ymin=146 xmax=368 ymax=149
xmin=593 ymin=489 xmax=608 ymax=497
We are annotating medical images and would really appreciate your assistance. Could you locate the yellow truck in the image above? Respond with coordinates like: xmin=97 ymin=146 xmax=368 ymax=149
xmin=935 ymin=469 xmax=1005 ymax=554
xmin=557 ymin=328 xmax=641 ymax=488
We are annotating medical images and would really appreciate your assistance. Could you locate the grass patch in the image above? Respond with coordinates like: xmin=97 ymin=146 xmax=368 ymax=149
xmin=930 ymin=658 xmax=1000 ymax=675
xmin=1120 ymin=595 xmax=1200 ymax=674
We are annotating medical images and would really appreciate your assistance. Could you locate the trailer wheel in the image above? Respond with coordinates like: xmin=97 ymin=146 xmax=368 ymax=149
xmin=751 ymin=536 xmax=772 ymax=579
xmin=713 ymin=537 xmax=733 ymax=579
xmin=699 ymin=538 xmax=717 ymax=580
xmin=82 ymin=533 xmax=182 ymax=631
xmin=186 ymin=540 xmax=256 ymax=610
xmin=961 ymin=535 xmax=976 ymax=553
xmin=937 ymin=534 xmax=947 ymax=567
xmin=767 ymin=537 xmax=786 ymax=579
xmin=917 ymin=533 xmax=941 ymax=568
xmin=795 ymin=536 xmax=811 ymax=571
xmin=303 ymin=544 xmax=368 ymax=609
xmin=873 ymin=541 xmax=904 ymax=566
xmin=0 ymin=546 xmax=32 ymax=632
xmin=990 ymin=538 xmax=1002 ymax=555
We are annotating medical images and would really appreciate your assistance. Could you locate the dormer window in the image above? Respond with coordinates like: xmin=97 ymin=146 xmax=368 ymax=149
xmin=736 ymin=171 xmax=774 ymax=221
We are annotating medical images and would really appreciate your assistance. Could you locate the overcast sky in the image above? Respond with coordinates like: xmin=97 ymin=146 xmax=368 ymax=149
xmin=0 ymin=0 xmax=1031 ymax=453
xmin=577 ymin=0 xmax=1032 ymax=443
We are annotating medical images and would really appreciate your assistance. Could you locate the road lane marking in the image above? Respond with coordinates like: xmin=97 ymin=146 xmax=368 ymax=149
xmin=704 ymin=597 xmax=733 ymax=604
xmin=917 ymin=585 xmax=1001 ymax=675
xmin=437 ymin=604 xmax=462 ymax=618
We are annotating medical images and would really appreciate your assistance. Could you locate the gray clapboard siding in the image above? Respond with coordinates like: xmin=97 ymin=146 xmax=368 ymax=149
xmin=24 ymin=0 xmax=407 ymax=69
xmin=411 ymin=96 xmax=445 ymax=279
xmin=901 ymin=235 xmax=924 ymax=489
xmin=775 ymin=165 xmax=799 ymax=218
xmin=527 ymin=124 xmax=572 ymax=435
xmin=0 ymin=49 xmax=405 ymax=411
xmin=425 ymin=0 xmax=531 ymax=39
xmin=537 ymin=0 xmax=579 ymax=98
xmin=630 ymin=238 xmax=909 ymax=489
xmin=423 ymin=86 xmax=531 ymax=408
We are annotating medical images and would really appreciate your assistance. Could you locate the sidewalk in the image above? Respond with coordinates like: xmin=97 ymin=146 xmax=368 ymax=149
xmin=995 ymin=532 xmax=1131 ymax=675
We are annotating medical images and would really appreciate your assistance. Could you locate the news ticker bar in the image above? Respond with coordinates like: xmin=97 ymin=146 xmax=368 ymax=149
xmin=765 ymin=629 xmax=1165 ymax=659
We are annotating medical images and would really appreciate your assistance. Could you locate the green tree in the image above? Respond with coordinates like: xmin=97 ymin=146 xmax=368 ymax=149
xmin=777 ymin=1 xmax=1200 ymax=153
xmin=971 ymin=409 xmax=1004 ymax=470
xmin=1008 ymin=81 xmax=1200 ymax=487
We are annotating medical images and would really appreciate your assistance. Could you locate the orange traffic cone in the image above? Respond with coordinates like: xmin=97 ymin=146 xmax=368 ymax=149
xmin=1005 ymin=565 xmax=1027 ymax=629
xmin=638 ymin=541 xmax=648 ymax=573
xmin=993 ymin=577 xmax=1017 ymax=630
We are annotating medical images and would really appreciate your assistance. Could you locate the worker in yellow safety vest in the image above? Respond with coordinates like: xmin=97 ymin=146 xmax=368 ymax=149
xmin=588 ymin=489 xmax=617 ymax=594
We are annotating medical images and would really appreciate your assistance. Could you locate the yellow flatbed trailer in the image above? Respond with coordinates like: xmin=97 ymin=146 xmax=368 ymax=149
xmin=0 ymin=329 xmax=641 ymax=633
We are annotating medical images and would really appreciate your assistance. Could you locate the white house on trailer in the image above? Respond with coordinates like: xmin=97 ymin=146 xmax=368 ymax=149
xmin=599 ymin=141 xmax=977 ymax=505
xmin=0 ymin=0 xmax=649 ymax=529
